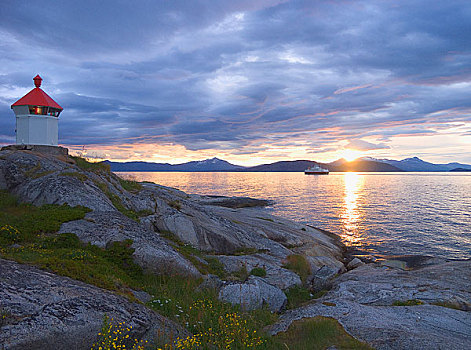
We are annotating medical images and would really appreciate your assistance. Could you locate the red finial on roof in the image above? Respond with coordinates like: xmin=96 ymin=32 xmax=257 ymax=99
xmin=33 ymin=75 xmax=42 ymax=88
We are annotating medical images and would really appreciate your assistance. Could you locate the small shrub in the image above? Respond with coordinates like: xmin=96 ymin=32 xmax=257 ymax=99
xmin=250 ymin=267 xmax=267 ymax=277
xmin=104 ymin=240 xmax=142 ymax=278
xmin=204 ymin=257 xmax=227 ymax=278
xmin=285 ymin=285 xmax=312 ymax=309
xmin=168 ymin=200 xmax=182 ymax=210
xmin=282 ymin=254 xmax=311 ymax=283
xmin=71 ymin=156 xmax=110 ymax=173
xmin=311 ymin=289 xmax=328 ymax=299
xmin=232 ymin=264 xmax=249 ymax=281
xmin=392 ymin=299 xmax=424 ymax=306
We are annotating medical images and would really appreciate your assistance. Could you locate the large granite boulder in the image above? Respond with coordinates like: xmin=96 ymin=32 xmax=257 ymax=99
xmin=219 ymin=276 xmax=287 ymax=312
xmin=0 ymin=259 xmax=188 ymax=350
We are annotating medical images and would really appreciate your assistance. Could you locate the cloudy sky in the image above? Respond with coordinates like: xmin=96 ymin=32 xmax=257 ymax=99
xmin=0 ymin=0 xmax=470 ymax=165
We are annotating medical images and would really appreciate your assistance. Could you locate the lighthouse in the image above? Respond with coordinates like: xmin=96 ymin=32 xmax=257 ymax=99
xmin=11 ymin=75 xmax=63 ymax=146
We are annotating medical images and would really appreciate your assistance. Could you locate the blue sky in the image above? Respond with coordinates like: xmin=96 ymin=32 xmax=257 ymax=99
xmin=0 ymin=0 xmax=470 ymax=165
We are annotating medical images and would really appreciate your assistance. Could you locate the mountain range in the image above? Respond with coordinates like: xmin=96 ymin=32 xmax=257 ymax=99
xmin=105 ymin=156 xmax=471 ymax=172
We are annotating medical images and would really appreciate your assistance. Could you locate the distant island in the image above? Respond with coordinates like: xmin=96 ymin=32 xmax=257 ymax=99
xmin=105 ymin=156 xmax=471 ymax=172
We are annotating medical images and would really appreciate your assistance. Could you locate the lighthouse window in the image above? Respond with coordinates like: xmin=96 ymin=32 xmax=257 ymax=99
xmin=28 ymin=106 xmax=60 ymax=116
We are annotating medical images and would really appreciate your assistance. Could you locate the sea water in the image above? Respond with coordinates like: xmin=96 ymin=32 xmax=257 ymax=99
xmin=120 ymin=172 xmax=471 ymax=260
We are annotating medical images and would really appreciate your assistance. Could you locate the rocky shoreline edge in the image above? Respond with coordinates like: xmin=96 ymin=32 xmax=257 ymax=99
xmin=0 ymin=147 xmax=470 ymax=349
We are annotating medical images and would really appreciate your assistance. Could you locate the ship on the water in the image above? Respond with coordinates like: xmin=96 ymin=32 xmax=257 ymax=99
xmin=304 ymin=164 xmax=329 ymax=175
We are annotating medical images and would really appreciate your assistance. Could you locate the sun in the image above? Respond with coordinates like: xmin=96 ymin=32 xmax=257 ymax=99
xmin=340 ymin=149 xmax=363 ymax=162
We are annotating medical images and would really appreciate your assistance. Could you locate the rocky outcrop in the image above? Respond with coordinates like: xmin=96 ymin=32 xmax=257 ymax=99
xmin=0 ymin=259 xmax=188 ymax=350
xmin=59 ymin=211 xmax=200 ymax=276
xmin=0 ymin=148 xmax=346 ymax=309
xmin=270 ymin=260 xmax=471 ymax=349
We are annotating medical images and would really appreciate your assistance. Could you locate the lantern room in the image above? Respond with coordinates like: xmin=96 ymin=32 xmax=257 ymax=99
xmin=11 ymin=75 xmax=63 ymax=146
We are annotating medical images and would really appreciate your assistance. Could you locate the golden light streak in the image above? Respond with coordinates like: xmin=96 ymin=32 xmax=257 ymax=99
xmin=340 ymin=172 xmax=364 ymax=245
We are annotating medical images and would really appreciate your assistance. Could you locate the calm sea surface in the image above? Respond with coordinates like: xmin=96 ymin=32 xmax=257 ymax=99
xmin=120 ymin=172 xmax=471 ymax=260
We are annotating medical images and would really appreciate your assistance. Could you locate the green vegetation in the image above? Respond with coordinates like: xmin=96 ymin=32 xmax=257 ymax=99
xmin=168 ymin=199 xmax=182 ymax=210
xmin=311 ymin=289 xmax=329 ymax=299
xmin=71 ymin=156 xmax=110 ymax=173
xmin=232 ymin=264 xmax=249 ymax=281
xmin=285 ymin=285 xmax=312 ymax=309
xmin=93 ymin=181 xmax=145 ymax=221
xmin=250 ymin=267 xmax=267 ymax=277
xmin=392 ymin=299 xmax=424 ymax=306
xmin=256 ymin=217 xmax=274 ymax=222
xmin=0 ymin=189 xmax=366 ymax=349
xmin=282 ymin=254 xmax=312 ymax=283
xmin=158 ymin=229 xmax=227 ymax=278
xmin=233 ymin=247 xmax=262 ymax=256
xmin=91 ymin=315 xmax=147 ymax=350
xmin=117 ymin=176 xmax=143 ymax=193
xmin=60 ymin=171 xmax=89 ymax=181
xmin=274 ymin=316 xmax=373 ymax=350
xmin=24 ymin=162 xmax=55 ymax=179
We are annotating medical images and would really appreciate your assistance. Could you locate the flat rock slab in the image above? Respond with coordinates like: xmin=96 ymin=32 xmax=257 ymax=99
xmin=270 ymin=300 xmax=471 ymax=350
xmin=327 ymin=261 xmax=471 ymax=308
xmin=0 ymin=259 xmax=188 ymax=350
xmin=269 ymin=260 xmax=471 ymax=349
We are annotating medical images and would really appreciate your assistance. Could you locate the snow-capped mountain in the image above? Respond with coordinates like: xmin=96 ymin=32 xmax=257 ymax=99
xmin=107 ymin=157 xmax=244 ymax=172
xmin=361 ymin=157 xmax=471 ymax=172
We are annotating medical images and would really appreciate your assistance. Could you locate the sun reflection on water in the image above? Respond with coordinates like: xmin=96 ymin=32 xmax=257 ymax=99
xmin=340 ymin=172 xmax=365 ymax=246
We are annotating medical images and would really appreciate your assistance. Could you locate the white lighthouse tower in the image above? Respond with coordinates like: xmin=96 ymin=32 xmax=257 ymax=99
xmin=11 ymin=75 xmax=63 ymax=146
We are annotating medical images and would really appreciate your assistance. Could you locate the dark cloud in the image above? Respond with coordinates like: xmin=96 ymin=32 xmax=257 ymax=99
xmin=346 ymin=139 xmax=390 ymax=151
xmin=0 ymin=0 xmax=470 ymax=159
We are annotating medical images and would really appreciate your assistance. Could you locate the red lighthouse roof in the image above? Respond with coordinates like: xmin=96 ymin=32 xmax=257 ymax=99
xmin=11 ymin=75 xmax=63 ymax=110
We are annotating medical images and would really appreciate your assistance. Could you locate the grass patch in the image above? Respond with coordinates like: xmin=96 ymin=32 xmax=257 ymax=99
xmin=274 ymin=316 xmax=373 ymax=350
xmin=117 ymin=176 xmax=143 ymax=193
xmin=23 ymin=162 xmax=55 ymax=179
xmin=285 ymin=285 xmax=312 ymax=309
xmin=158 ymin=230 xmax=228 ymax=278
xmin=311 ymin=289 xmax=328 ymax=299
xmin=250 ymin=267 xmax=267 ymax=277
xmin=232 ymin=264 xmax=249 ymax=281
xmin=392 ymin=299 xmax=424 ymax=306
xmin=93 ymin=181 xmax=141 ymax=221
xmin=282 ymin=254 xmax=311 ymax=283
xmin=257 ymin=217 xmax=274 ymax=222
xmin=233 ymin=247 xmax=261 ymax=256
xmin=168 ymin=199 xmax=182 ymax=210
xmin=60 ymin=171 xmax=89 ymax=181
xmin=71 ymin=156 xmax=110 ymax=173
